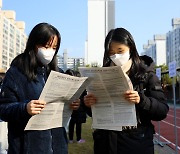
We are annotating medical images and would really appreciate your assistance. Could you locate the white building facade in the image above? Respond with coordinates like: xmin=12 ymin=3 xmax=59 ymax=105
xmin=0 ymin=1 xmax=27 ymax=71
xmin=143 ymin=18 xmax=180 ymax=68
xmin=166 ymin=18 xmax=180 ymax=68
xmin=143 ymin=35 xmax=166 ymax=66
xmin=85 ymin=0 xmax=115 ymax=66
xmin=142 ymin=40 xmax=155 ymax=60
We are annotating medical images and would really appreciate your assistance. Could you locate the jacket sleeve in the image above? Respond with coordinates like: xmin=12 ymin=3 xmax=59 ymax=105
xmin=0 ymin=70 xmax=31 ymax=123
xmin=137 ymin=72 xmax=169 ymax=121
xmin=80 ymin=90 xmax=92 ymax=117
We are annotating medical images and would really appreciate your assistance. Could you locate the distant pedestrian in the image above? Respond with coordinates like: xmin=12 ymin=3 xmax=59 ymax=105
xmin=0 ymin=71 xmax=5 ymax=92
xmin=0 ymin=73 xmax=8 ymax=154
xmin=65 ymin=69 xmax=87 ymax=143
xmin=0 ymin=76 xmax=3 ymax=92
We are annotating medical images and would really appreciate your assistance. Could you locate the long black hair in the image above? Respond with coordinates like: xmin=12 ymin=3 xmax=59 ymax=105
xmin=65 ymin=69 xmax=76 ymax=76
xmin=11 ymin=22 xmax=61 ymax=81
xmin=103 ymin=28 xmax=146 ymax=83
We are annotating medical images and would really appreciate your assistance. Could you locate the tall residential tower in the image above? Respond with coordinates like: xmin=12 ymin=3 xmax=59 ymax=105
xmin=85 ymin=0 xmax=115 ymax=66
xmin=0 ymin=0 xmax=27 ymax=71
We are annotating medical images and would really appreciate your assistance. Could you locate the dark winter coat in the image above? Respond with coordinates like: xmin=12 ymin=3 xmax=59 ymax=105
xmin=92 ymin=56 xmax=169 ymax=154
xmin=70 ymin=90 xmax=87 ymax=123
xmin=0 ymin=66 xmax=68 ymax=154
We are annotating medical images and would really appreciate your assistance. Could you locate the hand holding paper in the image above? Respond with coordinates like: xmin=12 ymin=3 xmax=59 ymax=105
xmin=79 ymin=66 xmax=137 ymax=131
xmin=25 ymin=71 xmax=91 ymax=130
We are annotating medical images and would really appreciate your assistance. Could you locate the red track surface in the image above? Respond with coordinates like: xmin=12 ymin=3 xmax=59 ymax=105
xmin=152 ymin=106 xmax=180 ymax=153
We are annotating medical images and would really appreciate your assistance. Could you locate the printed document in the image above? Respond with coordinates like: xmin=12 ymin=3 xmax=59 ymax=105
xmin=25 ymin=71 xmax=91 ymax=130
xmin=79 ymin=66 xmax=137 ymax=131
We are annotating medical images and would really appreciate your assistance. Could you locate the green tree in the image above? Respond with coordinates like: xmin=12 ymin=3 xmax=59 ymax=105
xmin=74 ymin=61 xmax=81 ymax=71
xmin=91 ymin=62 xmax=101 ymax=67
xmin=84 ymin=62 xmax=101 ymax=68
xmin=85 ymin=64 xmax=91 ymax=67
xmin=155 ymin=64 xmax=172 ymax=86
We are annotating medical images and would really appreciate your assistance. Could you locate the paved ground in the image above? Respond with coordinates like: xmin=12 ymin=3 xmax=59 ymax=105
xmin=154 ymin=138 xmax=175 ymax=154
xmin=154 ymin=144 xmax=175 ymax=154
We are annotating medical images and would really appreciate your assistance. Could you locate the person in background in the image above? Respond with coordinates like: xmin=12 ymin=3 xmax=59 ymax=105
xmin=84 ymin=28 xmax=169 ymax=154
xmin=0 ymin=77 xmax=3 ymax=92
xmin=0 ymin=71 xmax=8 ymax=154
xmin=0 ymin=76 xmax=3 ymax=86
xmin=0 ymin=22 xmax=80 ymax=154
xmin=0 ymin=71 xmax=5 ymax=92
xmin=65 ymin=69 xmax=87 ymax=144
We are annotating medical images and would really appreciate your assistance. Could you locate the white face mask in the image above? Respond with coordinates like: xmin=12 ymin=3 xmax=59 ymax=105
xmin=110 ymin=51 xmax=130 ymax=66
xmin=37 ymin=48 xmax=56 ymax=66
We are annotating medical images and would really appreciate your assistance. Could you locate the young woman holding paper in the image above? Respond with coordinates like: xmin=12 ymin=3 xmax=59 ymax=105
xmin=0 ymin=23 xmax=79 ymax=154
xmin=84 ymin=28 xmax=169 ymax=154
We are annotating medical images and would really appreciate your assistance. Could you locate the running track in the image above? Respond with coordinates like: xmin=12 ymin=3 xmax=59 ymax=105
xmin=152 ymin=106 xmax=180 ymax=153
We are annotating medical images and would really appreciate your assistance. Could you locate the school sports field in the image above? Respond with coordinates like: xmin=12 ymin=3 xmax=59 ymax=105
xmin=152 ymin=103 xmax=180 ymax=153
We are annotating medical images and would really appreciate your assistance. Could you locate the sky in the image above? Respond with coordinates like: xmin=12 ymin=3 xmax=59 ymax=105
xmin=2 ymin=0 xmax=180 ymax=58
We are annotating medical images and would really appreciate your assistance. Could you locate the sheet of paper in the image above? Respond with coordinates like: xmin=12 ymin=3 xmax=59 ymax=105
xmin=79 ymin=66 xmax=137 ymax=131
xmin=25 ymin=71 xmax=91 ymax=130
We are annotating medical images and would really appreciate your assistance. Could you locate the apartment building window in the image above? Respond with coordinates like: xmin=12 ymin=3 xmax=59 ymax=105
xmin=10 ymin=42 xmax=14 ymax=49
xmin=2 ymin=49 xmax=6 ymax=54
xmin=3 ymin=39 xmax=7 ymax=45
xmin=16 ymin=48 xmax=21 ymax=55
xmin=16 ymin=29 xmax=20 ymax=34
xmin=9 ymin=47 xmax=13 ymax=53
xmin=10 ymin=26 xmax=15 ymax=38
xmin=10 ymin=24 xmax=14 ymax=30
xmin=3 ymin=18 xmax=8 ymax=25
xmin=2 ymin=64 xmax=7 ymax=70
xmin=9 ymin=53 xmax=13 ymax=58
xmin=10 ymin=33 xmax=14 ymax=39
xmin=3 ymin=34 xmax=8 ymax=40
xmin=3 ymin=29 xmax=8 ymax=35
xmin=21 ymin=42 xmax=25 ymax=48
xmin=2 ymin=55 xmax=7 ymax=60
xmin=2 ymin=60 xmax=7 ymax=65
xmin=9 ymin=57 xmax=13 ymax=63
xmin=2 ymin=44 xmax=8 ymax=50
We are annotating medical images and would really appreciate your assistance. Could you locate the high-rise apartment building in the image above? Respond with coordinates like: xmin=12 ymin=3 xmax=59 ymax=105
xmin=85 ymin=0 xmax=115 ymax=66
xmin=0 ymin=0 xmax=27 ymax=71
xmin=143 ymin=35 xmax=166 ymax=66
xmin=142 ymin=18 xmax=180 ymax=68
xmin=142 ymin=40 xmax=155 ymax=59
xmin=57 ymin=49 xmax=85 ymax=72
xmin=166 ymin=18 xmax=180 ymax=68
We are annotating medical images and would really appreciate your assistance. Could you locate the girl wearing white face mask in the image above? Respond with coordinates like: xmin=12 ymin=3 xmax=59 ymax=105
xmin=36 ymin=36 xmax=57 ymax=66
xmin=0 ymin=23 xmax=80 ymax=154
xmin=83 ymin=28 xmax=169 ymax=154
xmin=109 ymin=42 xmax=130 ymax=67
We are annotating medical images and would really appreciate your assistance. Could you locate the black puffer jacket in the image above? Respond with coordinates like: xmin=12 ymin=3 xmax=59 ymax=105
xmin=134 ymin=55 xmax=169 ymax=124
xmin=93 ymin=55 xmax=169 ymax=154
xmin=70 ymin=90 xmax=87 ymax=123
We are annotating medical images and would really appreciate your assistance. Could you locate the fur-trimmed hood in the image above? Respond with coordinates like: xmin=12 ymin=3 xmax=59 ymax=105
xmin=140 ymin=55 xmax=155 ymax=72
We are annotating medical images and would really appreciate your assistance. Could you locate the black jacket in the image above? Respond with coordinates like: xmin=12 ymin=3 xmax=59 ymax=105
xmin=135 ymin=55 xmax=168 ymax=123
xmin=0 ymin=66 xmax=68 ymax=154
xmin=92 ymin=56 xmax=169 ymax=154
xmin=70 ymin=90 xmax=87 ymax=123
